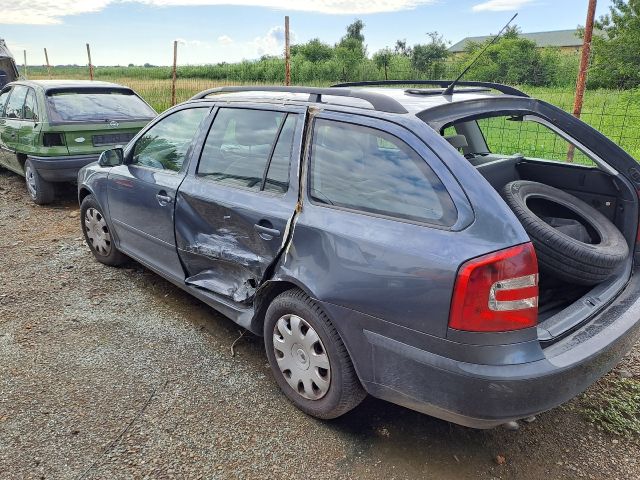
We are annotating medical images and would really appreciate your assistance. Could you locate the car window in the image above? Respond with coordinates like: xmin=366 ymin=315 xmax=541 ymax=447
xmin=263 ymin=114 xmax=297 ymax=194
xmin=23 ymin=89 xmax=38 ymax=122
xmin=4 ymin=85 xmax=28 ymax=119
xmin=198 ymin=108 xmax=295 ymax=193
xmin=477 ymin=116 xmax=595 ymax=166
xmin=46 ymin=90 xmax=156 ymax=122
xmin=0 ymin=88 xmax=11 ymax=117
xmin=309 ymin=119 xmax=457 ymax=226
xmin=132 ymin=107 xmax=209 ymax=172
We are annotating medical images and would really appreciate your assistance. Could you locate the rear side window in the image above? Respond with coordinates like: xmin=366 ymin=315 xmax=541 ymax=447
xmin=4 ymin=85 xmax=28 ymax=119
xmin=46 ymin=90 xmax=156 ymax=122
xmin=23 ymin=89 xmax=38 ymax=121
xmin=310 ymin=119 xmax=457 ymax=226
xmin=198 ymin=108 xmax=296 ymax=193
xmin=0 ymin=88 xmax=11 ymax=117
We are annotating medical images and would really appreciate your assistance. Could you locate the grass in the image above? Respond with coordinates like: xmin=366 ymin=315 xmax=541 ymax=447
xmin=580 ymin=377 xmax=640 ymax=437
xmin=25 ymin=69 xmax=640 ymax=160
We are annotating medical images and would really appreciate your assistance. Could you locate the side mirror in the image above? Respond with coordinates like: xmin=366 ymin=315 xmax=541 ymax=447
xmin=98 ymin=148 xmax=124 ymax=167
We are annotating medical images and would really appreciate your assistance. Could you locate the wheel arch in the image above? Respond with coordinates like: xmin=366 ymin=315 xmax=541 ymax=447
xmin=78 ymin=185 xmax=94 ymax=205
xmin=250 ymin=278 xmax=316 ymax=335
xmin=249 ymin=276 xmax=366 ymax=384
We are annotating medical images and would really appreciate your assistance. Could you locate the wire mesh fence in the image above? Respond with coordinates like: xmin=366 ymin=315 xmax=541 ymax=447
xmin=20 ymin=63 xmax=640 ymax=160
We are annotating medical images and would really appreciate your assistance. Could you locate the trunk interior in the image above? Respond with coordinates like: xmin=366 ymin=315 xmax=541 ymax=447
xmin=474 ymin=155 xmax=637 ymax=344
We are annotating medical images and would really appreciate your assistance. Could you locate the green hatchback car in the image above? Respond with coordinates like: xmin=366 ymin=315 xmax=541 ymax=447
xmin=0 ymin=80 xmax=156 ymax=204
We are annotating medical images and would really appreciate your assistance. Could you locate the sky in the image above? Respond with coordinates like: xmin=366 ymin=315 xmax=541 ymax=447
xmin=1 ymin=0 xmax=613 ymax=66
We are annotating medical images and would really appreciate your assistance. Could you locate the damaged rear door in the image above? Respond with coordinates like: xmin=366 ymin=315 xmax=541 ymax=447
xmin=175 ymin=104 xmax=305 ymax=303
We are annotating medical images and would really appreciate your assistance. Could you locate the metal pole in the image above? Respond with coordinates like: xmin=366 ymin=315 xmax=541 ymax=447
xmin=568 ymin=0 xmax=597 ymax=162
xmin=23 ymin=50 xmax=27 ymax=79
xmin=86 ymin=43 xmax=94 ymax=80
xmin=44 ymin=48 xmax=52 ymax=79
xmin=171 ymin=40 xmax=178 ymax=106
xmin=284 ymin=16 xmax=291 ymax=86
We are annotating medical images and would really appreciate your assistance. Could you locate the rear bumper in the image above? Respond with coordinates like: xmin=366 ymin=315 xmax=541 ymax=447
xmin=28 ymin=154 xmax=100 ymax=182
xmin=327 ymin=272 xmax=640 ymax=429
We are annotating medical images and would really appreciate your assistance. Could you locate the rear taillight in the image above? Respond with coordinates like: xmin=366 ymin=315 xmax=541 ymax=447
xmin=449 ymin=243 xmax=538 ymax=332
xmin=42 ymin=132 xmax=65 ymax=147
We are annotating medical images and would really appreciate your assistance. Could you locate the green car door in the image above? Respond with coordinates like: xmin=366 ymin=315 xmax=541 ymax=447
xmin=0 ymin=85 xmax=13 ymax=168
xmin=18 ymin=88 xmax=41 ymax=159
xmin=0 ymin=84 xmax=28 ymax=174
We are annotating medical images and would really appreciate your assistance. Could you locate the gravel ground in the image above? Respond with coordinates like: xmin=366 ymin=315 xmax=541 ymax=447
xmin=0 ymin=169 xmax=639 ymax=480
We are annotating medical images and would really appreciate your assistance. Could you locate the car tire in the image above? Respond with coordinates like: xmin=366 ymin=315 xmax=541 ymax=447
xmin=503 ymin=180 xmax=629 ymax=285
xmin=264 ymin=289 xmax=366 ymax=419
xmin=24 ymin=158 xmax=55 ymax=205
xmin=80 ymin=194 xmax=128 ymax=267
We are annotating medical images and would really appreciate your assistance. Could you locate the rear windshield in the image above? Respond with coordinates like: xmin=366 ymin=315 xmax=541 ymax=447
xmin=46 ymin=90 xmax=156 ymax=123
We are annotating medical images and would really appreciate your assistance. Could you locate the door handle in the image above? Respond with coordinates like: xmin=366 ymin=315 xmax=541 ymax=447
xmin=156 ymin=192 xmax=173 ymax=205
xmin=254 ymin=223 xmax=281 ymax=238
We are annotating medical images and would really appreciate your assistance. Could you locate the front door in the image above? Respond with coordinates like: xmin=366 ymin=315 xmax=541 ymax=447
xmin=0 ymin=84 xmax=28 ymax=174
xmin=107 ymin=106 xmax=211 ymax=280
xmin=0 ymin=86 xmax=12 ymax=166
xmin=175 ymin=105 xmax=304 ymax=303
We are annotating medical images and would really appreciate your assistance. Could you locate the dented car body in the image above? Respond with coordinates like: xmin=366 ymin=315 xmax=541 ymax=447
xmin=78 ymin=84 xmax=640 ymax=428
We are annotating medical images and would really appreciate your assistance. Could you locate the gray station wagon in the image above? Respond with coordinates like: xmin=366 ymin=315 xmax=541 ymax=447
xmin=77 ymin=82 xmax=640 ymax=428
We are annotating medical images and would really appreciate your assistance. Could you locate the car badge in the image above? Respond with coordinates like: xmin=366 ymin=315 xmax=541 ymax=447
xmin=75 ymin=137 xmax=85 ymax=143
xmin=109 ymin=120 xmax=119 ymax=128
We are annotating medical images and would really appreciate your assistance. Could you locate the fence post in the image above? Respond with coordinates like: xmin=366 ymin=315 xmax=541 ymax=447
xmin=568 ymin=0 xmax=597 ymax=162
xmin=86 ymin=43 xmax=94 ymax=80
xmin=171 ymin=40 xmax=178 ymax=106
xmin=44 ymin=48 xmax=52 ymax=79
xmin=284 ymin=16 xmax=291 ymax=86
xmin=23 ymin=50 xmax=27 ymax=79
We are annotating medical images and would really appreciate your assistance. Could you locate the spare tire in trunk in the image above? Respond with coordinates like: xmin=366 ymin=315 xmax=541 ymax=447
xmin=503 ymin=180 xmax=628 ymax=286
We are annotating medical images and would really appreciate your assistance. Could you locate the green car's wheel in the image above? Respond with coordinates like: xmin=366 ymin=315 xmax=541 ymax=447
xmin=24 ymin=158 xmax=55 ymax=205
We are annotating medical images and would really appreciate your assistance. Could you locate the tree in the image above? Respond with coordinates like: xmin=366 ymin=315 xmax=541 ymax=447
xmin=590 ymin=0 xmax=640 ymax=88
xmin=460 ymin=31 xmax=554 ymax=86
xmin=343 ymin=19 xmax=365 ymax=43
xmin=411 ymin=32 xmax=449 ymax=75
xmin=335 ymin=19 xmax=367 ymax=81
xmin=373 ymin=48 xmax=393 ymax=79
xmin=293 ymin=38 xmax=334 ymax=63
xmin=503 ymin=25 xmax=522 ymax=39
xmin=394 ymin=39 xmax=412 ymax=56
xmin=335 ymin=38 xmax=366 ymax=81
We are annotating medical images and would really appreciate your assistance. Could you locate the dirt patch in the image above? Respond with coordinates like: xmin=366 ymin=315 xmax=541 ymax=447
xmin=0 ymin=169 xmax=639 ymax=480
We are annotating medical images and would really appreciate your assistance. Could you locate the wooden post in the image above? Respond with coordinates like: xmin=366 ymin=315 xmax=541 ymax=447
xmin=171 ymin=40 xmax=178 ymax=106
xmin=23 ymin=50 xmax=27 ymax=79
xmin=568 ymin=0 xmax=597 ymax=162
xmin=44 ymin=48 xmax=52 ymax=79
xmin=86 ymin=43 xmax=94 ymax=80
xmin=284 ymin=16 xmax=291 ymax=86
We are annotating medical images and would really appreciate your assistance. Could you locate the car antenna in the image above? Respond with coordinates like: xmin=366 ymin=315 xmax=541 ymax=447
xmin=442 ymin=13 xmax=518 ymax=96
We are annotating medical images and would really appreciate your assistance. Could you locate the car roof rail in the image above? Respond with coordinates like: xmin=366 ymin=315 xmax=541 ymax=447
xmin=190 ymin=85 xmax=409 ymax=114
xmin=331 ymin=80 xmax=529 ymax=98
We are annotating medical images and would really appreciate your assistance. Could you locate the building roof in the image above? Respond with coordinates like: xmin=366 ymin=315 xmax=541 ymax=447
xmin=448 ymin=29 xmax=586 ymax=53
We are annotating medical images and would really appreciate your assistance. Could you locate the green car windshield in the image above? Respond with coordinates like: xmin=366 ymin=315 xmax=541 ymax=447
xmin=46 ymin=89 xmax=156 ymax=123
